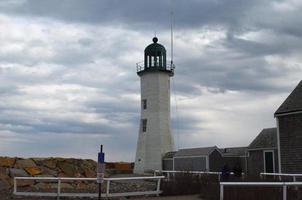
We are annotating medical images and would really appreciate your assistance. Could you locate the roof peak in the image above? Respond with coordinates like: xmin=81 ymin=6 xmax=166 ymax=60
xmin=275 ymin=80 xmax=302 ymax=115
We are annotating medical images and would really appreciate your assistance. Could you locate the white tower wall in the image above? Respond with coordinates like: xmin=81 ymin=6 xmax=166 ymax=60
xmin=134 ymin=71 xmax=174 ymax=174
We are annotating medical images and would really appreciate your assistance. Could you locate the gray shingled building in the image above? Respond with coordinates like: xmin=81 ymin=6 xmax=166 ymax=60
xmin=275 ymin=81 xmax=302 ymax=173
xmin=247 ymin=128 xmax=278 ymax=175
xmin=161 ymin=81 xmax=302 ymax=175
xmin=163 ymin=146 xmax=247 ymax=172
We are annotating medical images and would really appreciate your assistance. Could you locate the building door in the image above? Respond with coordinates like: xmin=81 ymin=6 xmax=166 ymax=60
xmin=264 ymin=151 xmax=275 ymax=173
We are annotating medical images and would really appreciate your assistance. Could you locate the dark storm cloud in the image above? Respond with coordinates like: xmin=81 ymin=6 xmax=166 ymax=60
xmin=0 ymin=0 xmax=261 ymax=29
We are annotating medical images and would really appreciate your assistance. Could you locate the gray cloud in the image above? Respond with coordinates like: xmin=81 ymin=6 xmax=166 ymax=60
xmin=0 ymin=0 xmax=301 ymax=161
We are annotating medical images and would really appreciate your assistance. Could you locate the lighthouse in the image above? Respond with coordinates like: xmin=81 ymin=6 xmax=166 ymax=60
xmin=134 ymin=37 xmax=175 ymax=174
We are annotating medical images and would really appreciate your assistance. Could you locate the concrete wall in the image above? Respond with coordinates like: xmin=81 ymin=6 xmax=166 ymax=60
xmin=278 ymin=113 xmax=302 ymax=173
xmin=174 ymin=157 xmax=207 ymax=171
xmin=134 ymin=71 xmax=174 ymax=174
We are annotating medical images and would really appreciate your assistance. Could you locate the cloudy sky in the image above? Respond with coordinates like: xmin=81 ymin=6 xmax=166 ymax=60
xmin=0 ymin=0 xmax=301 ymax=162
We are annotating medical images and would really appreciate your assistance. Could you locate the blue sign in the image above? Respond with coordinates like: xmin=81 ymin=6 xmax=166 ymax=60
xmin=98 ymin=152 xmax=105 ymax=163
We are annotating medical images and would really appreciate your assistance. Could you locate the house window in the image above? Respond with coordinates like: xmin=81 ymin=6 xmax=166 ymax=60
xmin=142 ymin=119 xmax=147 ymax=132
xmin=142 ymin=99 xmax=147 ymax=110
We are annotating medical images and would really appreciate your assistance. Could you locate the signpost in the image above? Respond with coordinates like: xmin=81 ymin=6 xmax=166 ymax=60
xmin=97 ymin=145 xmax=105 ymax=200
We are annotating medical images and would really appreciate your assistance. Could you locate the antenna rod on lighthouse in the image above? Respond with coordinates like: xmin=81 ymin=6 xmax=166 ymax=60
xmin=170 ymin=1 xmax=174 ymax=66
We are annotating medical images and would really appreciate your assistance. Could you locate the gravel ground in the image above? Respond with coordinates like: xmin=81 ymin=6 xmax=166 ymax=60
xmin=1 ymin=189 xmax=201 ymax=200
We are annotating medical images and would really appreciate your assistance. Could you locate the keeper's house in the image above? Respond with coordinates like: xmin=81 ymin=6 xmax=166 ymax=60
xmin=162 ymin=81 xmax=302 ymax=175
xmin=275 ymin=81 xmax=302 ymax=174
xmin=247 ymin=128 xmax=278 ymax=175
xmin=163 ymin=146 xmax=247 ymax=172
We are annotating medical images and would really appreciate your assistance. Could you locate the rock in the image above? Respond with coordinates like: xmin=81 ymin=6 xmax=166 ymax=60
xmin=0 ymin=167 xmax=9 ymax=176
xmin=17 ymin=179 xmax=34 ymax=187
xmin=0 ymin=173 xmax=12 ymax=188
xmin=0 ymin=157 xmax=16 ymax=168
xmin=57 ymin=161 xmax=77 ymax=177
xmin=41 ymin=158 xmax=57 ymax=169
xmin=61 ymin=183 xmax=74 ymax=189
xmin=50 ymin=182 xmax=73 ymax=189
xmin=84 ymin=168 xmax=96 ymax=178
xmin=15 ymin=159 xmax=36 ymax=168
xmin=34 ymin=182 xmax=51 ymax=190
xmin=25 ymin=167 xmax=42 ymax=176
xmin=9 ymin=168 xmax=28 ymax=177
xmin=76 ymin=182 xmax=87 ymax=190
xmin=39 ymin=166 xmax=57 ymax=176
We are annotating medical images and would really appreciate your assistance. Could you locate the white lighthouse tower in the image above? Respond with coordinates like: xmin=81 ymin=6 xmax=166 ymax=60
xmin=134 ymin=37 xmax=175 ymax=174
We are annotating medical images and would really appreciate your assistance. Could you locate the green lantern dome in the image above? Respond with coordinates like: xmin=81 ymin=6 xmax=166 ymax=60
xmin=137 ymin=37 xmax=173 ymax=76
xmin=144 ymin=37 xmax=166 ymax=68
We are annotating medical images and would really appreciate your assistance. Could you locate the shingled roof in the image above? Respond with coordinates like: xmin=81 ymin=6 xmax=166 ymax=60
xmin=174 ymin=146 xmax=219 ymax=157
xmin=248 ymin=128 xmax=277 ymax=150
xmin=220 ymin=147 xmax=247 ymax=157
xmin=275 ymin=81 xmax=302 ymax=115
xmin=163 ymin=151 xmax=176 ymax=159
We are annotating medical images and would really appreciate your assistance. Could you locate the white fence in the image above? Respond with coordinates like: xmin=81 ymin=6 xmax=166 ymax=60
xmin=220 ymin=181 xmax=302 ymax=200
xmin=14 ymin=176 xmax=164 ymax=199
xmin=154 ymin=170 xmax=244 ymax=181
xmin=261 ymin=172 xmax=302 ymax=182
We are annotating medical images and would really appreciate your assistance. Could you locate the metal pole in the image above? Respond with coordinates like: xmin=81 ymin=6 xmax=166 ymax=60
xmin=98 ymin=145 xmax=103 ymax=200
xmin=106 ymin=180 xmax=110 ymax=197
xmin=13 ymin=178 xmax=17 ymax=194
xmin=283 ymin=185 xmax=287 ymax=200
xmin=57 ymin=179 xmax=61 ymax=200
xmin=220 ymin=184 xmax=224 ymax=200
xmin=156 ymin=178 xmax=161 ymax=196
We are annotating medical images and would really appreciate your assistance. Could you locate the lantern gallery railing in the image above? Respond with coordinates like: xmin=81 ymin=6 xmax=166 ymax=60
xmin=13 ymin=176 xmax=164 ymax=199
xmin=260 ymin=172 xmax=302 ymax=182
xmin=136 ymin=62 xmax=175 ymax=73
xmin=219 ymin=181 xmax=302 ymax=200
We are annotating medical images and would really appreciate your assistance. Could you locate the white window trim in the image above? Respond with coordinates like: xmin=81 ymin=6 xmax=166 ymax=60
xmin=263 ymin=150 xmax=275 ymax=173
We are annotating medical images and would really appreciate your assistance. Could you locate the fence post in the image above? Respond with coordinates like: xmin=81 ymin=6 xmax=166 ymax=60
xmin=13 ymin=178 xmax=17 ymax=194
xmin=106 ymin=180 xmax=110 ymax=197
xmin=57 ymin=178 xmax=61 ymax=200
xmin=156 ymin=178 xmax=161 ymax=196
xmin=283 ymin=185 xmax=287 ymax=200
xmin=220 ymin=184 xmax=224 ymax=200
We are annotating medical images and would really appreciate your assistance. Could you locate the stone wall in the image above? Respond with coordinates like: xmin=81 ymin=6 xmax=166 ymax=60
xmin=0 ymin=157 xmax=97 ymax=189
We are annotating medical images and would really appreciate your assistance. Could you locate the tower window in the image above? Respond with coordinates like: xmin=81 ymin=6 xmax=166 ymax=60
xmin=142 ymin=99 xmax=147 ymax=109
xmin=142 ymin=119 xmax=147 ymax=132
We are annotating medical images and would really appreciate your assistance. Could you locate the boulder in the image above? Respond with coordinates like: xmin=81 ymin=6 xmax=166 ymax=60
xmin=25 ymin=167 xmax=42 ymax=176
xmin=9 ymin=168 xmax=28 ymax=177
xmin=84 ymin=168 xmax=96 ymax=178
xmin=0 ymin=157 xmax=16 ymax=168
xmin=34 ymin=182 xmax=51 ymax=190
xmin=57 ymin=161 xmax=77 ymax=177
xmin=39 ymin=166 xmax=57 ymax=176
xmin=41 ymin=158 xmax=57 ymax=169
xmin=15 ymin=159 xmax=36 ymax=168
xmin=17 ymin=179 xmax=34 ymax=187
xmin=0 ymin=173 xmax=12 ymax=188
xmin=0 ymin=167 xmax=9 ymax=176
